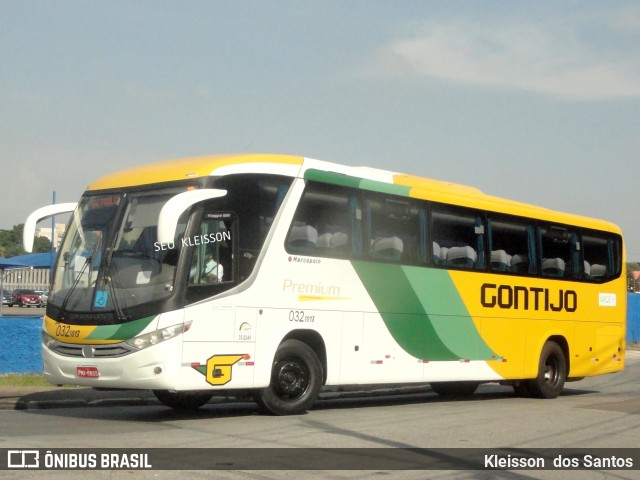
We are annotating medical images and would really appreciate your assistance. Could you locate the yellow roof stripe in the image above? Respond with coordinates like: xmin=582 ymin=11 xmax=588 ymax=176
xmin=394 ymin=174 xmax=619 ymax=232
xmin=87 ymin=153 xmax=304 ymax=191
xmin=393 ymin=173 xmax=483 ymax=196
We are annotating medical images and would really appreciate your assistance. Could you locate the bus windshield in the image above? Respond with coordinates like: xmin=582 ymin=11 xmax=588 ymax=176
xmin=50 ymin=189 xmax=188 ymax=315
xmin=48 ymin=174 xmax=293 ymax=320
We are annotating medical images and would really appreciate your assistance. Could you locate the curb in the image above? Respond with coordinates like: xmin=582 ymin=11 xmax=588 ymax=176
xmin=15 ymin=396 xmax=160 ymax=410
xmin=0 ymin=387 xmax=160 ymax=411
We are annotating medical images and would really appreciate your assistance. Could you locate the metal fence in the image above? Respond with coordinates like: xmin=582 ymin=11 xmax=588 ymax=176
xmin=628 ymin=293 xmax=640 ymax=344
xmin=2 ymin=268 xmax=50 ymax=292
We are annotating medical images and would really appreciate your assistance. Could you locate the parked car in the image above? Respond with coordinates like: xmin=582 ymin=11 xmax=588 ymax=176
xmin=34 ymin=290 xmax=48 ymax=306
xmin=11 ymin=289 xmax=42 ymax=308
xmin=2 ymin=289 xmax=12 ymax=306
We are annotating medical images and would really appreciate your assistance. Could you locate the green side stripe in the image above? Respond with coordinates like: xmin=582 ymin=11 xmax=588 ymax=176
xmin=193 ymin=365 xmax=207 ymax=376
xmin=351 ymin=261 xmax=496 ymax=361
xmin=304 ymin=169 xmax=411 ymax=197
xmin=89 ymin=325 xmax=120 ymax=339
xmin=86 ymin=316 xmax=156 ymax=341
xmin=403 ymin=267 xmax=495 ymax=360
xmin=359 ymin=179 xmax=411 ymax=197
xmin=304 ymin=169 xmax=362 ymax=189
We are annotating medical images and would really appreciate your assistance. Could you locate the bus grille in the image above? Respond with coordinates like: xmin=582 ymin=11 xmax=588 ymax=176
xmin=48 ymin=342 xmax=135 ymax=358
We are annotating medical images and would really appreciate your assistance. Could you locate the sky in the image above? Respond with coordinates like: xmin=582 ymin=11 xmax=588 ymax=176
xmin=2 ymin=1 xmax=640 ymax=260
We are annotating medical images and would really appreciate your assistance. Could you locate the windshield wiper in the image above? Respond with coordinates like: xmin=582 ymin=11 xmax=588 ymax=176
xmin=99 ymin=248 xmax=129 ymax=322
xmin=103 ymin=272 xmax=128 ymax=322
xmin=59 ymin=255 xmax=92 ymax=320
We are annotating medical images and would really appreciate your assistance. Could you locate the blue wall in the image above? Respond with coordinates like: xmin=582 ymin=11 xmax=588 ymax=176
xmin=628 ymin=293 xmax=640 ymax=344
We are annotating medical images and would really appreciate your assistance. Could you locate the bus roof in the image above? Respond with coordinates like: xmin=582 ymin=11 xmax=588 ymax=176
xmin=86 ymin=153 xmax=621 ymax=234
xmin=86 ymin=153 xmax=305 ymax=191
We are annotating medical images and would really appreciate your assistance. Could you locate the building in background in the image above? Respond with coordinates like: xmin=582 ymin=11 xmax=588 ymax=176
xmin=1 ymin=253 xmax=56 ymax=291
xmin=35 ymin=223 xmax=67 ymax=251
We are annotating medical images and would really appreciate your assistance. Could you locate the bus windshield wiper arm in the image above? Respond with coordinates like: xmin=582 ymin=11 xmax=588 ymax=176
xmin=59 ymin=256 xmax=91 ymax=319
xmin=104 ymin=270 xmax=128 ymax=322
xmin=99 ymin=248 xmax=128 ymax=322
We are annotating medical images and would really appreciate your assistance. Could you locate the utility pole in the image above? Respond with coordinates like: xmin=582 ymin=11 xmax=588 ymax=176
xmin=51 ymin=190 xmax=56 ymax=269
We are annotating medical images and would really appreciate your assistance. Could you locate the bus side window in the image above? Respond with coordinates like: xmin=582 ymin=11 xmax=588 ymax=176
xmin=287 ymin=182 xmax=359 ymax=259
xmin=238 ymin=177 xmax=292 ymax=280
xmin=188 ymin=215 xmax=233 ymax=286
xmin=488 ymin=216 xmax=536 ymax=275
xmin=366 ymin=194 xmax=422 ymax=265
xmin=432 ymin=204 xmax=485 ymax=270
xmin=288 ymin=224 xmax=318 ymax=252
xmin=582 ymin=232 xmax=621 ymax=282
xmin=538 ymin=225 xmax=581 ymax=279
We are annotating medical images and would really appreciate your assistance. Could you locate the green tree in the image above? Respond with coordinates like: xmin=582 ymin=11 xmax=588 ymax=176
xmin=628 ymin=263 xmax=640 ymax=292
xmin=0 ymin=224 xmax=51 ymax=257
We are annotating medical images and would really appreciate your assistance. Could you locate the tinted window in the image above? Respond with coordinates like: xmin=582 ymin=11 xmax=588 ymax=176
xmin=366 ymin=194 xmax=425 ymax=264
xmin=488 ymin=216 xmax=535 ymax=274
xmin=287 ymin=182 xmax=362 ymax=258
xmin=582 ymin=232 xmax=621 ymax=282
xmin=432 ymin=204 xmax=485 ymax=270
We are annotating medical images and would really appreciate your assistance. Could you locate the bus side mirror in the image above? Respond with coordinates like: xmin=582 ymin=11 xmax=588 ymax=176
xmin=157 ymin=189 xmax=227 ymax=246
xmin=23 ymin=203 xmax=78 ymax=253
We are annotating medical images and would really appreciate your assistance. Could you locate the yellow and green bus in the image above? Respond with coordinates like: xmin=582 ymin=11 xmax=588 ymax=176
xmin=24 ymin=153 xmax=626 ymax=414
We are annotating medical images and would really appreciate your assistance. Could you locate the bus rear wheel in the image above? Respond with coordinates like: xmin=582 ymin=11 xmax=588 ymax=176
xmin=527 ymin=341 xmax=567 ymax=399
xmin=153 ymin=390 xmax=214 ymax=410
xmin=255 ymin=339 xmax=323 ymax=415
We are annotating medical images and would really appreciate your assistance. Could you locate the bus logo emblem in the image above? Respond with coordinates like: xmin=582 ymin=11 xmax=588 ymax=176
xmin=191 ymin=354 xmax=244 ymax=386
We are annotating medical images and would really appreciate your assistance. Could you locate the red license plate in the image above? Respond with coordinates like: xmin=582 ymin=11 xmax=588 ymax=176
xmin=76 ymin=366 xmax=100 ymax=378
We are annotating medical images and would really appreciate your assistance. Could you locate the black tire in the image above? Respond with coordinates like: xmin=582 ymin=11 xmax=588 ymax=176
xmin=255 ymin=339 xmax=323 ymax=415
xmin=527 ymin=341 xmax=567 ymax=399
xmin=430 ymin=381 xmax=479 ymax=398
xmin=153 ymin=390 xmax=214 ymax=410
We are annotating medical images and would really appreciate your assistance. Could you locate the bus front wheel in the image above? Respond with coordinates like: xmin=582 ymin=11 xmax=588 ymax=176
xmin=153 ymin=389 xmax=214 ymax=410
xmin=255 ymin=339 xmax=323 ymax=415
xmin=527 ymin=341 xmax=567 ymax=399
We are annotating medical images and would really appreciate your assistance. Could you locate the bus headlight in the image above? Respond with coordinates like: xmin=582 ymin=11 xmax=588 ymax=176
xmin=42 ymin=331 xmax=56 ymax=349
xmin=125 ymin=321 xmax=192 ymax=351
